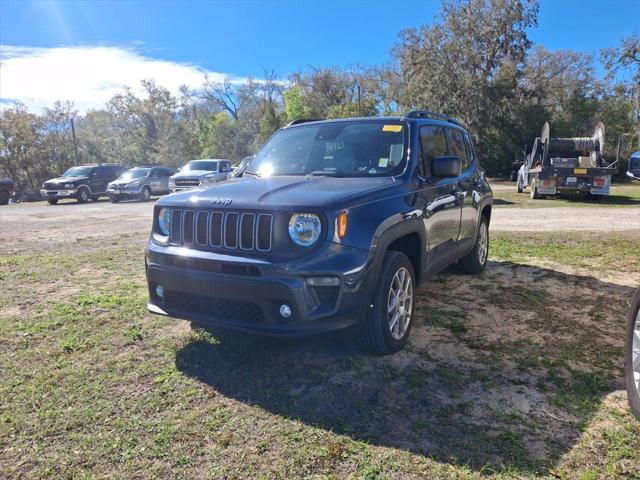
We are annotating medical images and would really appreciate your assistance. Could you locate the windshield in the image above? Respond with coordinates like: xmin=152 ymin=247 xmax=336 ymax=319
xmin=63 ymin=166 xmax=93 ymax=177
xmin=184 ymin=160 xmax=218 ymax=172
xmin=247 ymin=120 xmax=407 ymax=177
xmin=118 ymin=169 xmax=150 ymax=181
xmin=630 ymin=156 xmax=640 ymax=170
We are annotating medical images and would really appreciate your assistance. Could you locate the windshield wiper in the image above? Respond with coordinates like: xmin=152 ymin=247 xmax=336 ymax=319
xmin=308 ymin=171 xmax=345 ymax=177
xmin=242 ymin=170 xmax=261 ymax=177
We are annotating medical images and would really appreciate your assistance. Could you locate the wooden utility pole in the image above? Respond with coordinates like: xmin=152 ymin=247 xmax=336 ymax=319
xmin=70 ymin=117 xmax=80 ymax=165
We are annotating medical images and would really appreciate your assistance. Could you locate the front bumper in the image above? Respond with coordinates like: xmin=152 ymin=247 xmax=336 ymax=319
xmin=170 ymin=183 xmax=201 ymax=193
xmin=145 ymin=241 xmax=375 ymax=336
xmin=108 ymin=185 xmax=143 ymax=197
xmin=40 ymin=189 xmax=77 ymax=198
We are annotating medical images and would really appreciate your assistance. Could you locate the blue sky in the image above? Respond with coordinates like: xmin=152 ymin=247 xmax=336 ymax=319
xmin=1 ymin=0 xmax=638 ymax=112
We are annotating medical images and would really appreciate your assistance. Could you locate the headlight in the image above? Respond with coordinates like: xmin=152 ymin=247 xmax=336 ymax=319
xmin=129 ymin=180 xmax=141 ymax=187
xmin=168 ymin=178 xmax=175 ymax=187
xmin=288 ymin=213 xmax=321 ymax=247
xmin=64 ymin=183 xmax=74 ymax=189
xmin=157 ymin=208 xmax=171 ymax=236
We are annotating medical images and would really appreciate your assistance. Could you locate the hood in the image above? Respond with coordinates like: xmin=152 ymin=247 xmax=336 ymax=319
xmin=158 ymin=175 xmax=400 ymax=211
xmin=45 ymin=176 xmax=88 ymax=185
xmin=172 ymin=170 xmax=215 ymax=179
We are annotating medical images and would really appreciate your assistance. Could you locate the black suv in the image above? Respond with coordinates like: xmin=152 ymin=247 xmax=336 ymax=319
xmin=0 ymin=178 xmax=15 ymax=205
xmin=145 ymin=112 xmax=493 ymax=353
xmin=41 ymin=164 xmax=126 ymax=204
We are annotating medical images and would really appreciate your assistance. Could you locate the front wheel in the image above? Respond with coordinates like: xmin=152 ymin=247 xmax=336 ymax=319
xmin=625 ymin=288 xmax=640 ymax=421
xmin=141 ymin=186 xmax=151 ymax=202
xmin=360 ymin=251 xmax=415 ymax=354
xmin=530 ymin=178 xmax=544 ymax=199
xmin=77 ymin=188 xmax=89 ymax=203
xmin=110 ymin=195 xmax=120 ymax=203
xmin=458 ymin=216 xmax=489 ymax=274
xmin=47 ymin=199 xmax=58 ymax=205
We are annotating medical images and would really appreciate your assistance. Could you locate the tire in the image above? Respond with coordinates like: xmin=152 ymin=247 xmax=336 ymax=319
xmin=458 ymin=215 xmax=489 ymax=274
xmin=625 ymin=288 xmax=640 ymax=421
xmin=0 ymin=190 xmax=9 ymax=205
xmin=110 ymin=195 xmax=120 ymax=203
xmin=141 ymin=186 xmax=151 ymax=202
xmin=77 ymin=188 xmax=89 ymax=203
xmin=47 ymin=199 xmax=58 ymax=205
xmin=360 ymin=250 xmax=415 ymax=354
xmin=530 ymin=178 xmax=542 ymax=199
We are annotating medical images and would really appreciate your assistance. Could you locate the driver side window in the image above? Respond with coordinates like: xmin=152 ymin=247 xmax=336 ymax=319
xmin=419 ymin=126 xmax=448 ymax=177
xmin=447 ymin=128 xmax=470 ymax=170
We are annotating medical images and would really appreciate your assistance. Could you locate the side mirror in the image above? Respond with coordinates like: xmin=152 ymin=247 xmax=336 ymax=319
xmin=432 ymin=156 xmax=462 ymax=178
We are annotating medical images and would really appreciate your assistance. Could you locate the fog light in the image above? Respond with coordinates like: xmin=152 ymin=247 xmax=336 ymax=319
xmin=306 ymin=276 xmax=340 ymax=287
xmin=155 ymin=285 xmax=164 ymax=298
xmin=279 ymin=304 xmax=292 ymax=319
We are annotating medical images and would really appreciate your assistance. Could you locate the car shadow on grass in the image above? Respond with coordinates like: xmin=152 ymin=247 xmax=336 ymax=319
xmin=175 ymin=261 xmax=635 ymax=475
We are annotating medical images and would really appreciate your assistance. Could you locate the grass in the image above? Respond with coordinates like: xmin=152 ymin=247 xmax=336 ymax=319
xmin=1 ymin=226 xmax=639 ymax=478
xmin=490 ymin=230 xmax=640 ymax=273
xmin=491 ymin=181 xmax=640 ymax=208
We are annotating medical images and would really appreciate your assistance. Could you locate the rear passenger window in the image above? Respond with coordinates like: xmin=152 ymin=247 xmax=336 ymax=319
xmin=447 ymin=129 xmax=469 ymax=170
xmin=419 ymin=126 xmax=448 ymax=177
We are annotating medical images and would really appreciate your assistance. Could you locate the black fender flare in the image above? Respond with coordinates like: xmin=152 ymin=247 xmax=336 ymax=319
xmin=369 ymin=216 xmax=427 ymax=285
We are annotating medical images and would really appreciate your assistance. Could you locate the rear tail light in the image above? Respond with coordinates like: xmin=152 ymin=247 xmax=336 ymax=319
xmin=540 ymin=178 xmax=555 ymax=187
xmin=594 ymin=177 xmax=605 ymax=187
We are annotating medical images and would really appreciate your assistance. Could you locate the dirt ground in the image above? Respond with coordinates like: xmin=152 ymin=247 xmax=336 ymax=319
xmin=1 ymin=191 xmax=639 ymax=478
xmin=2 ymin=184 xmax=639 ymax=251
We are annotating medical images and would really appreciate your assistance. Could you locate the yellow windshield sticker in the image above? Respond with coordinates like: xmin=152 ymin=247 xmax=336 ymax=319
xmin=574 ymin=168 xmax=587 ymax=174
xmin=378 ymin=157 xmax=389 ymax=167
xmin=383 ymin=125 xmax=402 ymax=132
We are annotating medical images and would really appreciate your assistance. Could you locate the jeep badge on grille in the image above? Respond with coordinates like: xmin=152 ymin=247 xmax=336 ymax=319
xmin=211 ymin=197 xmax=232 ymax=206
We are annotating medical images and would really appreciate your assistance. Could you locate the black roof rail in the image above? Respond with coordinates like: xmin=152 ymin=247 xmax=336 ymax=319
xmin=286 ymin=118 xmax=323 ymax=127
xmin=405 ymin=110 xmax=461 ymax=126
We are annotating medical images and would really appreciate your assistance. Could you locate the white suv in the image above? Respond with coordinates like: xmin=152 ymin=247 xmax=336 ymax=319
xmin=169 ymin=159 xmax=232 ymax=192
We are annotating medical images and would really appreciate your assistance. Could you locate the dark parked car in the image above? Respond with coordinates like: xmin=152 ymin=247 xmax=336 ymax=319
xmin=626 ymin=288 xmax=640 ymax=421
xmin=0 ymin=178 xmax=15 ymax=205
xmin=627 ymin=151 xmax=640 ymax=181
xmin=145 ymin=112 xmax=493 ymax=354
xmin=107 ymin=166 xmax=174 ymax=202
xmin=41 ymin=164 xmax=126 ymax=204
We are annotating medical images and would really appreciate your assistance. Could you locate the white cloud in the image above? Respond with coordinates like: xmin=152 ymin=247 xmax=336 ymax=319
xmin=0 ymin=45 xmax=244 ymax=113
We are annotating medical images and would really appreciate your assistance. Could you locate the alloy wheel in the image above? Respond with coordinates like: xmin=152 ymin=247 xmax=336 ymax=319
xmin=477 ymin=221 xmax=488 ymax=266
xmin=387 ymin=267 xmax=413 ymax=340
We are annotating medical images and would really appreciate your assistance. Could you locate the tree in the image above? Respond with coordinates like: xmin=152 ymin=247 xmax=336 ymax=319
xmin=602 ymin=34 xmax=640 ymax=125
xmin=394 ymin=0 xmax=539 ymax=172
xmin=283 ymin=86 xmax=313 ymax=121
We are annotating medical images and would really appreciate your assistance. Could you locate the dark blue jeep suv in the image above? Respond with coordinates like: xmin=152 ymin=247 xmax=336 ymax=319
xmin=145 ymin=111 xmax=493 ymax=353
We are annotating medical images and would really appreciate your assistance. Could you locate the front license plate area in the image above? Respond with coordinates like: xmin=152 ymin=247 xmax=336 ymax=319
xmin=566 ymin=176 xmax=577 ymax=184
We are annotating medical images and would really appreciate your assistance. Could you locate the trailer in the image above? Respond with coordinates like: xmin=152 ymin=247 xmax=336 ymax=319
xmin=516 ymin=122 xmax=617 ymax=199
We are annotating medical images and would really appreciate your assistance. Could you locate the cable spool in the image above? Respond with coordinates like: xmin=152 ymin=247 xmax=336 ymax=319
xmin=540 ymin=122 xmax=605 ymax=167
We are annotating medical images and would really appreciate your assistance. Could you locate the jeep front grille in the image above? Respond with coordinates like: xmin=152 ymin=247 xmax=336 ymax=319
xmin=168 ymin=209 xmax=273 ymax=252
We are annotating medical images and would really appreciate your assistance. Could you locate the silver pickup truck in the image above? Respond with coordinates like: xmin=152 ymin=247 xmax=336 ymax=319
xmin=169 ymin=159 xmax=232 ymax=193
